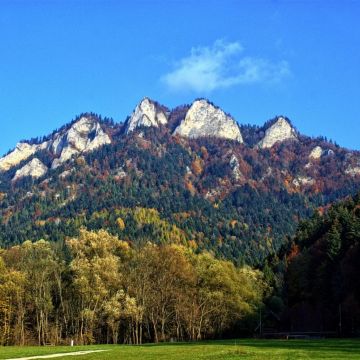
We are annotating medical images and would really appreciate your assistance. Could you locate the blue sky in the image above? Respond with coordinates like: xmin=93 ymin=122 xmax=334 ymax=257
xmin=0 ymin=0 xmax=359 ymax=155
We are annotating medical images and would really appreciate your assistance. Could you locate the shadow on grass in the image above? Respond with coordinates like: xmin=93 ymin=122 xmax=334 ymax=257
xmin=131 ymin=338 xmax=360 ymax=354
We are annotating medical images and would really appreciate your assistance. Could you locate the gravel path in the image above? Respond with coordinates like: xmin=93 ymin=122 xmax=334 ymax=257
xmin=5 ymin=350 xmax=108 ymax=360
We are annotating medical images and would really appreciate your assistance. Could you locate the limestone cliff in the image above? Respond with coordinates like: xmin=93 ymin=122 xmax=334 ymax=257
xmin=13 ymin=158 xmax=48 ymax=181
xmin=1 ymin=116 xmax=111 ymax=172
xmin=173 ymin=99 xmax=243 ymax=142
xmin=125 ymin=98 xmax=168 ymax=134
xmin=0 ymin=142 xmax=48 ymax=172
xmin=51 ymin=117 xmax=111 ymax=168
xmin=258 ymin=117 xmax=297 ymax=149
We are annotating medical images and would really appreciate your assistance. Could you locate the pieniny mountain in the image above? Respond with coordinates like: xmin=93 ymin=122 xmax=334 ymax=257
xmin=0 ymin=98 xmax=359 ymax=264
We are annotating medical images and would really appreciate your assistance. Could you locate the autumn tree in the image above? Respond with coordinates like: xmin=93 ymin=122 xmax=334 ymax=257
xmin=66 ymin=228 xmax=129 ymax=344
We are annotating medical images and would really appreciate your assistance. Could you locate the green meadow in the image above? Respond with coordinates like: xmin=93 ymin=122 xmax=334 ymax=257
xmin=1 ymin=339 xmax=360 ymax=360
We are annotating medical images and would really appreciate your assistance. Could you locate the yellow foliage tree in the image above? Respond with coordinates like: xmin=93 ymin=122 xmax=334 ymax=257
xmin=116 ymin=217 xmax=125 ymax=231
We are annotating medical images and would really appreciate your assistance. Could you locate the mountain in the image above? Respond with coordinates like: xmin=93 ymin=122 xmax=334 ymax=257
xmin=0 ymin=98 xmax=359 ymax=265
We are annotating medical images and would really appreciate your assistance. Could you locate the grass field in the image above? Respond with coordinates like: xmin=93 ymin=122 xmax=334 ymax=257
xmin=1 ymin=339 xmax=360 ymax=360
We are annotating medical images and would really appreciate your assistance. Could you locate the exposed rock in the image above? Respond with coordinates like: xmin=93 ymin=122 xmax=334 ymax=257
xmin=293 ymin=176 xmax=315 ymax=187
xmin=258 ymin=117 xmax=297 ymax=149
xmin=125 ymin=98 xmax=168 ymax=134
xmin=13 ymin=158 xmax=48 ymax=181
xmin=59 ymin=168 xmax=75 ymax=179
xmin=345 ymin=166 xmax=360 ymax=177
xmin=52 ymin=147 xmax=79 ymax=169
xmin=51 ymin=117 xmax=111 ymax=168
xmin=309 ymin=146 xmax=324 ymax=160
xmin=0 ymin=142 xmax=47 ymax=172
xmin=205 ymin=188 xmax=222 ymax=200
xmin=324 ymin=149 xmax=335 ymax=157
xmin=229 ymin=154 xmax=243 ymax=181
xmin=113 ymin=167 xmax=127 ymax=179
xmin=1 ymin=117 xmax=111 ymax=172
xmin=173 ymin=99 xmax=243 ymax=142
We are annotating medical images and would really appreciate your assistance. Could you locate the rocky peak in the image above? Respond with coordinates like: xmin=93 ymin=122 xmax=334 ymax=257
xmin=51 ymin=116 xmax=111 ymax=168
xmin=258 ymin=117 xmax=297 ymax=149
xmin=173 ymin=99 xmax=243 ymax=142
xmin=0 ymin=143 xmax=38 ymax=172
xmin=0 ymin=142 xmax=48 ymax=172
xmin=13 ymin=158 xmax=48 ymax=181
xmin=1 ymin=116 xmax=111 ymax=172
xmin=125 ymin=97 xmax=168 ymax=134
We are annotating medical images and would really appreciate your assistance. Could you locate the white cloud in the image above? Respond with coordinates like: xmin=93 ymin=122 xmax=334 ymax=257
xmin=161 ymin=40 xmax=290 ymax=93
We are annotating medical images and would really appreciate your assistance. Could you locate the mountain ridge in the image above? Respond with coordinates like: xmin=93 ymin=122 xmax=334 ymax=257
xmin=0 ymin=98 xmax=359 ymax=265
xmin=1 ymin=97 xmax=353 ymax=177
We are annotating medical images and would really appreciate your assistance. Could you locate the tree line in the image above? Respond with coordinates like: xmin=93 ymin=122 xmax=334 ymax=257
xmin=0 ymin=229 xmax=265 ymax=346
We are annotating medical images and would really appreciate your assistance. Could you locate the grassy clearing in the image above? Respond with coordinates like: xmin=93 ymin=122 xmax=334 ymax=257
xmin=1 ymin=339 xmax=360 ymax=360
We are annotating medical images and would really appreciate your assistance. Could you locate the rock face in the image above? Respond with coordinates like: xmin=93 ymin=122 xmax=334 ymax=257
xmin=309 ymin=146 xmax=324 ymax=160
xmin=13 ymin=158 xmax=48 ymax=181
xmin=229 ymin=154 xmax=243 ymax=181
xmin=51 ymin=117 xmax=111 ymax=168
xmin=0 ymin=142 xmax=48 ymax=172
xmin=1 ymin=116 xmax=111 ymax=172
xmin=258 ymin=117 xmax=297 ymax=149
xmin=125 ymin=98 xmax=168 ymax=134
xmin=173 ymin=100 xmax=243 ymax=142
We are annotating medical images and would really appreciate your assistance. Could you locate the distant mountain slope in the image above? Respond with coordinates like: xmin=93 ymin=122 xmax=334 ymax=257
xmin=0 ymin=98 xmax=359 ymax=265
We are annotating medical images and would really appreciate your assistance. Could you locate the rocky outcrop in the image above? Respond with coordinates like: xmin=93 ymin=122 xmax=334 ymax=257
xmin=345 ymin=166 xmax=360 ymax=177
xmin=229 ymin=154 xmax=243 ymax=181
xmin=125 ymin=98 xmax=168 ymax=134
xmin=173 ymin=99 xmax=243 ymax=142
xmin=51 ymin=117 xmax=111 ymax=168
xmin=293 ymin=176 xmax=315 ymax=187
xmin=0 ymin=142 xmax=48 ymax=172
xmin=1 ymin=117 xmax=111 ymax=172
xmin=258 ymin=117 xmax=297 ymax=149
xmin=13 ymin=158 xmax=48 ymax=181
xmin=309 ymin=146 xmax=324 ymax=160
xmin=59 ymin=168 xmax=75 ymax=180
xmin=324 ymin=149 xmax=335 ymax=157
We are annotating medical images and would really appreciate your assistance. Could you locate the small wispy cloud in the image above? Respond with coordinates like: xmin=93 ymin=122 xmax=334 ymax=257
xmin=161 ymin=40 xmax=290 ymax=93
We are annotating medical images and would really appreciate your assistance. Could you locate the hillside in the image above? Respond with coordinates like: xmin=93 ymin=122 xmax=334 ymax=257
xmin=0 ymin=97 xmax=359 ymax=265
xmin=282 ymin=192 xmax=360 ymax=334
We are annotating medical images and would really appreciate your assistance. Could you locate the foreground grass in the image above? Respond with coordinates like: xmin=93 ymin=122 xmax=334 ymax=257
xmin=1 ymin=339 xmax=360 ymax=360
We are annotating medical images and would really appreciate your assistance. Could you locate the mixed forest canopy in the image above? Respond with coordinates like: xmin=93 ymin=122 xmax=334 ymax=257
xmin=0 ymin=119 xmax=359 ymax=266
xmin=284 ymin=192 xmax=360 ymax=335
